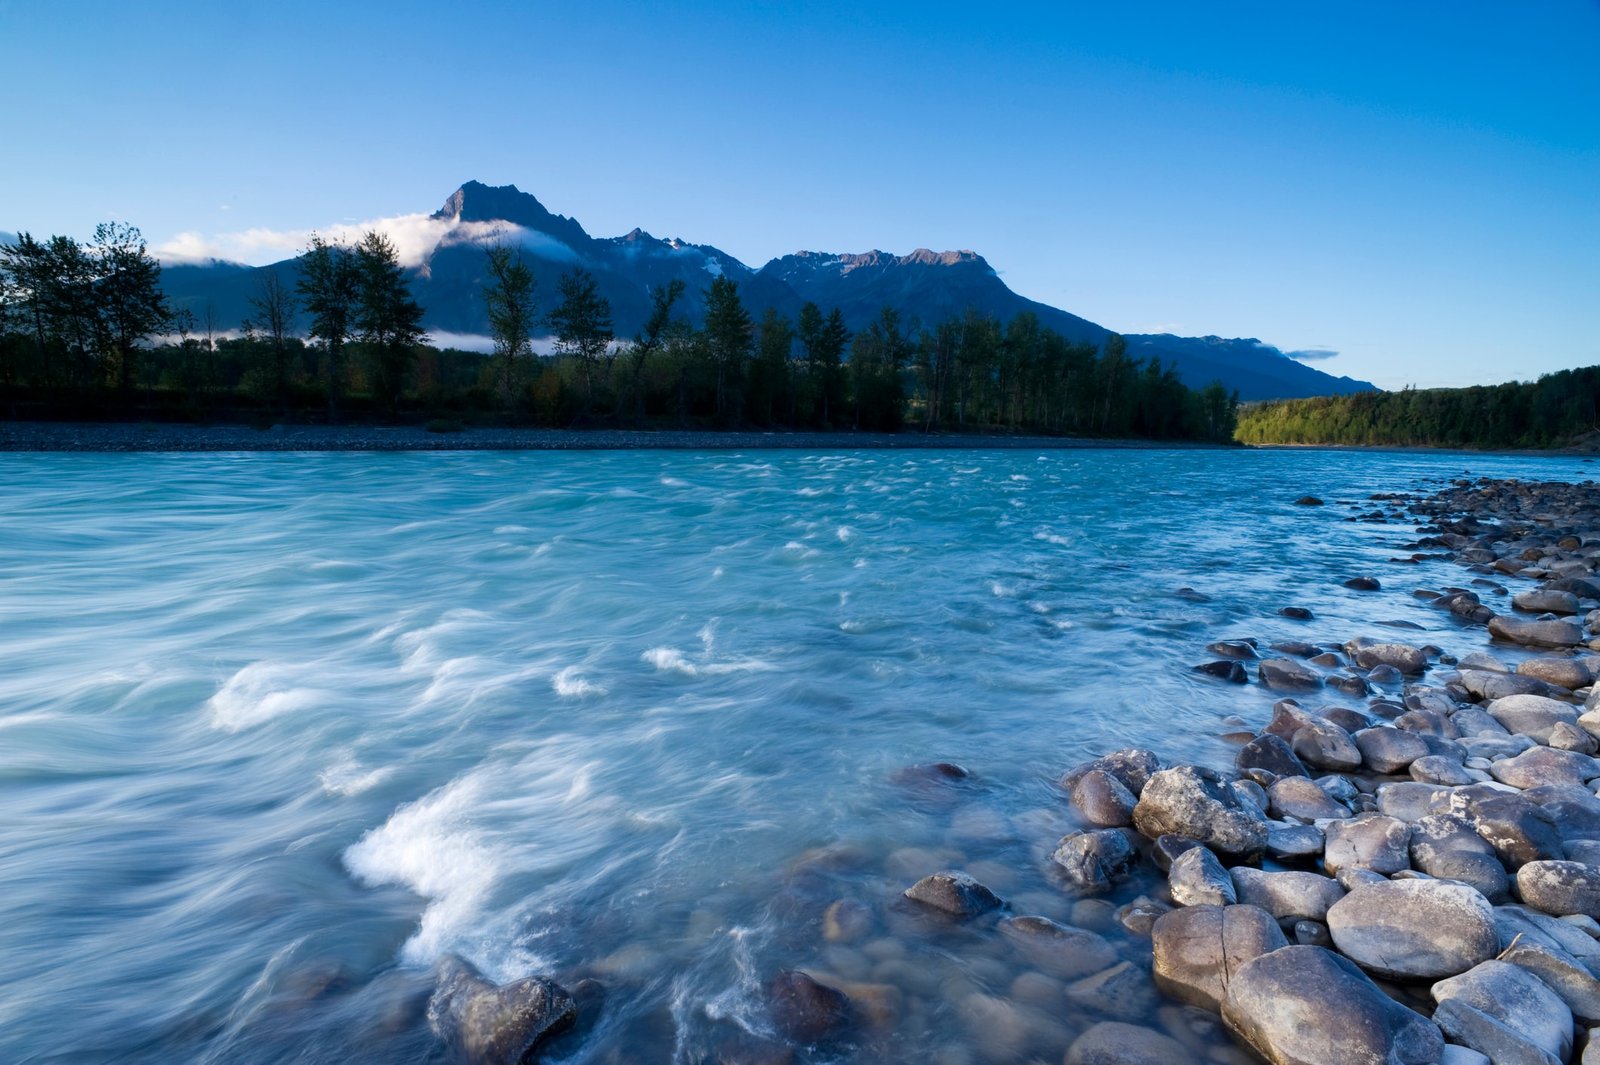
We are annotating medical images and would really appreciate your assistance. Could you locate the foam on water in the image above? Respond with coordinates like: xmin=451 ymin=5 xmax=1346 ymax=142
xmin=206 ymin=662 xmax=325 ymax=732
xmin=552 ymin=665 xmax=606 ymax=697
xmin=343 ymin=769 xmax=503 ymax=967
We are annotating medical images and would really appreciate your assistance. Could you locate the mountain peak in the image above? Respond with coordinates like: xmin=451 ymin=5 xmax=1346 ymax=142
xmin=432 ymin=181 xmax=592 ymax=246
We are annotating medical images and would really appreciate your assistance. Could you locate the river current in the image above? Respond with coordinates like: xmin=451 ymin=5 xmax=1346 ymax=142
xmin=0 ymin=447 xmax=1592 ymax=1064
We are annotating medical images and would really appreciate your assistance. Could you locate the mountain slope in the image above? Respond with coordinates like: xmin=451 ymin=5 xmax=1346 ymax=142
xmin=144 ymin=181 xmax=1375 ymax=400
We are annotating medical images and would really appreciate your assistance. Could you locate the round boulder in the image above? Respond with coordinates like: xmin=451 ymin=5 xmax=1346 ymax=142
xmin=1517 ymin=860 xmax=1600 ymax=918
xmin=1327 ymin=879 xmax=1498 ymax=980
xmin=1222 ymin=945 xmax=1444 ymax=1065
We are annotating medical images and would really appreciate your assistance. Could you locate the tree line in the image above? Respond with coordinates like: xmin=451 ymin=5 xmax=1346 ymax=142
xmin=1234 ymin=368 xmax=1600 ymax=449
xmin=0 ymin=223 xmax=1238 ymax=441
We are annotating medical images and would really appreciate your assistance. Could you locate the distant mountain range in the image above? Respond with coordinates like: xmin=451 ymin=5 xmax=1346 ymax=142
xmin=19 ymin=184 xmax=1377 ymax=400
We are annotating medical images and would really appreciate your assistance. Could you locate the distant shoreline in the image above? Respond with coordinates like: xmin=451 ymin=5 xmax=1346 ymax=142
xmin=0 ymin=421 xmax=1235 ymax=453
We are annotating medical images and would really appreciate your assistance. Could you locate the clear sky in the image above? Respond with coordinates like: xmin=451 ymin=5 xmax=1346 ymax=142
xmin=2 ymin=0 xmax=1595 ymax=389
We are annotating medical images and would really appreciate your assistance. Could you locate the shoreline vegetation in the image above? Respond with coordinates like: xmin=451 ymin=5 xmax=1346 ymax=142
xmin=0 ymin=421 xmax=1237 ymax=453
xmin=426 ymin=476 xmax=1600 ymax=1064
xmin=0 ymin=225 xmax=1240 ymax=445
xmin=1237 ymin=369 xmax=1600 ymax=450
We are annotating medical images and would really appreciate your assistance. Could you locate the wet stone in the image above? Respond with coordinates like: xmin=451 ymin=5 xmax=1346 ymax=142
xmin=1194 ymin=660 xmax=1248 ymax=683
xmin=1230 ymin=868 xmax=1345 ymax=922
xmin=1409 ymin=813 xmax=1510 ymax=901
xmin=768 ymin=970 xmax=852 ymax=1045
xmin=1354 ymin=727 xmax=1431 ymax=773
xmin=1323 ymin=814 xmax=1412 ymax=876
xmin=1260 ymin=657 xmax=1323 ymax=691
xmin=1064 ymin=960 xmax=1158 ymax=1021
xmin=1267 ymin=776 xmax=1349 ymax=821
xmin=1487 ymin=694 xmax=1581 ymax=745
xmin=1053 ymin=829 xmax=1141 ymax=894
xmin=902 ymin=871 xmax=1003 ymax=917
xmin=1070 ymin=769 xmax=1139 ymax=828
xmin=1235 ymin=733 xmax=1308 ymax=779
xmin=1490 ymin=614 xmax=1584 ymax=649
xmin=427 ymin=955 xmax=577 ymax=1065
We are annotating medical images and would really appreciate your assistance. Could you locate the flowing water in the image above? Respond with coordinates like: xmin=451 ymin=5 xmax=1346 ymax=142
xmin=0 ymin=446 xmax=1592 ymax=1064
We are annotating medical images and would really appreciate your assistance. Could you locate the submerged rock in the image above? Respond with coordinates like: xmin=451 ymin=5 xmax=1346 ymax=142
xmin=1259 ymin=658 xmax=1323 ymax=691
xmin=427 ymin=955 xmax=576 ymax=1065
xmin=997 ymin=915 xmax=1118 ymax=979
xmin=903 ymin=871 xmax=1002 ymax=917
xmin=1066 ymin=1021 xmax=1193 ymax=1065
xmin=768 ymin=970 xmax=852 ymax=1044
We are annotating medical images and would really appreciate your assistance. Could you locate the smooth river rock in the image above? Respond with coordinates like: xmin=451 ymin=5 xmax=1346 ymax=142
xmin=1070 ymin=768 xmax=1139 ymax=828
xmin=1409 ymin=813 xmax=1510 ymax=901
xmin=1326 ymin=879 xmax=1498 ymax=980
xmin=1222 ymin=945 xmax=1444 ymax=1065
xmin=1260 ymin=658 xmax=1323 ymax=691
xmin=1268 ymin=776 xmax=1350 ymax=821
xmin=1518 ymin=654 xmax=1593 ymax=691
xmin=1346 ymin=638 xmax=1428 ymax=675
xmin=1354 ymin=727 xmax=1431 ymax=773
xmin=1323 ymin=814 xmax=1412 ymax=876
xmin=1231 ymin=868 xmax=1345 ymax=922
xmin=1168 ymin=845 xmax=1237 ymax=907
xmin=1489 ymin=614 xmax=1584 ymax=649
xmin=1487 ymin=694 xmax=1581 ymax=745
xmin=1151 ymin=904 xmax=1287 ymax=1013
xmin=1431 ymin=960 xmax=1572 ymax=1065
xmin=1518 ymin=859 xmax=1600 ymax=918
xmin=1066 ymin=1021 xmax=1194 ymax=1065
xmin=768 ymin=970 xmax=852 ymax=1044
xmin=1133 ymin=765 xmax=1269 ymax=859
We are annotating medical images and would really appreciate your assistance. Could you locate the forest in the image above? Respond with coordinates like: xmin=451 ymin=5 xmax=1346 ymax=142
xmin=1234 ymin=368 xmax=1600 ymax=449
xmin=0 ymin=224 xmax=1239 ymax=442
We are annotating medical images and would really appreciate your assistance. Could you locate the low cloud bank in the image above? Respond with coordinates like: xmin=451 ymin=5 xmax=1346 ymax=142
xmin=154 ymin=215 xmax=578 ymax=270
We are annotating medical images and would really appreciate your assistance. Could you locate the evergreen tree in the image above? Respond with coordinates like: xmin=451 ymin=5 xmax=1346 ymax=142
xmin=702 ymin=275 xmax=752 ymax=423
xmin=296 ymin=234 xmax=359 ymax=421
xmin=354 ymin=231 xmax=426 ymax=415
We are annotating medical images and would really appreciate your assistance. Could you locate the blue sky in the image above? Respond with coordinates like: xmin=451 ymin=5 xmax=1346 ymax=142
xmin=1 ymin=0 xmax=1595 ymax=389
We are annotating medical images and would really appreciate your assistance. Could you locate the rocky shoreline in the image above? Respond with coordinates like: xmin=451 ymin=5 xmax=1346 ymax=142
xmin=429 ymin=476 xmax=1600 ymax=1064
xmin=0 ymin=421 xmax=1225 ymax=453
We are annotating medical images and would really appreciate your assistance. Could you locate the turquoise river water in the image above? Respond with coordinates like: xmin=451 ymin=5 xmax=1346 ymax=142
xmin=0 ymin=447 xmax=1592 ymax=1064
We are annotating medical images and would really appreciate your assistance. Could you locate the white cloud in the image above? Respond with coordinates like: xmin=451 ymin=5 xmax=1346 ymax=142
xmin=153 ymin=214 xmax=579 ymax=270
xmin=1284 ymin=347 xmax=1340 ymax=362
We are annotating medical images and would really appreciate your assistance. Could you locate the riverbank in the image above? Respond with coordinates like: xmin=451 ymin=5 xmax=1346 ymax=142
xmin=0 ymin=421 xmax=1230 ymax=453
xmin=446 ymin=474 xmax=1600 ymax=1064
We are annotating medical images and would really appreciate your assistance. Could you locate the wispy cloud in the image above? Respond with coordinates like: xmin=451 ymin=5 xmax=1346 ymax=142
xmin=1284 ymin=347 xmax=1339 ymax=362
xmin=153 ymin=214 xmax=578 ymax=269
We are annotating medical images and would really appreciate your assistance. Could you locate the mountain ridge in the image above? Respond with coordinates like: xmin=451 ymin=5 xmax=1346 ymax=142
xmin=68 ymin=181 xmax=1376 ymax=400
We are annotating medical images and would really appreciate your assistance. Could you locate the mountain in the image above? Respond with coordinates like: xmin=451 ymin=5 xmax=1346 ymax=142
xmin=1122 ymin=335 xmax=1375 ymax=402
xmin=148 ymin=181 xmax=1374 ymax=400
